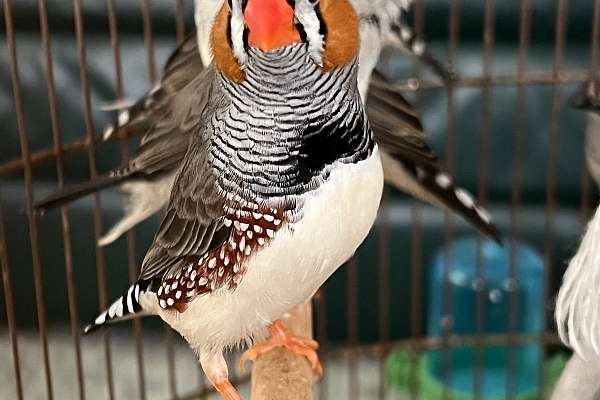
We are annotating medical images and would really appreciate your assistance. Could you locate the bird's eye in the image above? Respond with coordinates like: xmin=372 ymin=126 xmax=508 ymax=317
xmin=308 ymin=0 xmax=319 ymax=4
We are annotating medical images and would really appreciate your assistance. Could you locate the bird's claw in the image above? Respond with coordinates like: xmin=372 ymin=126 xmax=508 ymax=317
xmin=239 ymin=320 xmax=323 ymax=380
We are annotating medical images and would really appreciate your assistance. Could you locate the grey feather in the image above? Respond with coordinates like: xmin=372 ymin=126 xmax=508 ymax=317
xmin=368 ymin=71 xmax=500 ymax=243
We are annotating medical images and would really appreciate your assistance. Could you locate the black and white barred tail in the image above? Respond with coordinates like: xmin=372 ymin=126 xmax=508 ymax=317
xmin=389 ymin=4 xmax=457 ymax=82
xmin=412 ymin=164 xmax=501 ymax=244
xmin=83 ymin=280 xmax=152 ymax=334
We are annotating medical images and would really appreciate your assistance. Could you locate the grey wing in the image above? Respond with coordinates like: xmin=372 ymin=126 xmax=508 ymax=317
xmin=367 ymin=70 xmax=501 ymax=242
xmin=113 ymin=67 xmax=217 ymax=179
xmin=103 ymin=32 xmax=204 ymax=144
xmin=139 ymin=136 xmax=229 ymax=282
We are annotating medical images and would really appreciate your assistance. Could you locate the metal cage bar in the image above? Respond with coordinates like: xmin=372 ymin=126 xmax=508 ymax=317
xmin=37 ymin=0 xmax=87 ymax=397
xmin=3 ymin=1 xmax=55 ymax=399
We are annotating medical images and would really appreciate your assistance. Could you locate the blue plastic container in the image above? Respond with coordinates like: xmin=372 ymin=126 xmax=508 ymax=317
xmin=427 ymin=237 xmax=543 ymax=398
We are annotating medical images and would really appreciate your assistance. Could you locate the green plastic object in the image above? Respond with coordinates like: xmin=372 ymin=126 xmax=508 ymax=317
xmin=386 ymin=349 xmax=567 ymax=400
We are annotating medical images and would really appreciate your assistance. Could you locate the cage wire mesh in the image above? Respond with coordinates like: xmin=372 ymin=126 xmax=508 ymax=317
xmin=1 ymin=0 xmax=599 ymax=399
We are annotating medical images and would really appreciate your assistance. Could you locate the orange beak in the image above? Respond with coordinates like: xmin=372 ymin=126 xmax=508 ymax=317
xmin=244 ymin=0 xmax=302 ymax=51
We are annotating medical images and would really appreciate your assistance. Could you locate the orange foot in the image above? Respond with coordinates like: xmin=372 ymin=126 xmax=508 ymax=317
xmin=209 ymin=378 xmax=242 ymax=400
xmin=239 ymin=320 xmax=323 ymax=380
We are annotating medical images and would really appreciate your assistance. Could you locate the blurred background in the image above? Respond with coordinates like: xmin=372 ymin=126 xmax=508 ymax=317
xmin=0 ymin=0 xmax=597 ymax=399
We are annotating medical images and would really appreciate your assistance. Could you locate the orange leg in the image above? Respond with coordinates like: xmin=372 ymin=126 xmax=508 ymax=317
xmin=239 ymin=320 xmax=323 ymax=379
xmin=200 ymin=352 xmax=242 ymax=400
xmin=209 ymin=378 xmax=242 ymax=400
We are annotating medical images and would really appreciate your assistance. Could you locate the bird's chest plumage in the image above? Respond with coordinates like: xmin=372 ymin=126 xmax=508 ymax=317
xmin=158 ymin=147 xmax=383 ymax=353
xmin=209 ymin=44 xmax=373 ymax=201
xmin=147 ymin=44 xmax=380 ymax=353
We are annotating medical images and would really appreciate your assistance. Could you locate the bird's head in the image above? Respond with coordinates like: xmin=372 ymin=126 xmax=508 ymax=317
xmin=210 ymin=0 xmax=359 ymax=82
xmin=569 ymin=77 xmax=600 ymax=113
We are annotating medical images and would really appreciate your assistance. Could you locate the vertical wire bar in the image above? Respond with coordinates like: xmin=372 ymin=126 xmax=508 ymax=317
xmin=541 ymin=0 xmax=568 ymax=396
xmin=443 ymin=1 xmax=461 ymax=398
xmin=37 ymin=0 xmax=86 ymax=398
xmin=581 ymin=0 xmax=600 ymax=223
xmin=175 ymin=0 xmax=186 ymax=44
xmin=0 ymin=199 xmax=24 ymax=400
xmin=105 ymin=1 xmax=148 ymax=399
xmin=72 ymin=1 xmax=116 ymax=398
xmin=410 ymin=2 xmax=425 ymax=398
xmin=508 ymin=1 xmax=531 ymax=399
xmin=347 ymin=256 xmax=359 ymax=400
xmin=141 ymin=0 xmax=157 ymax=83
xmin=474 ymin=1 xmax=495 ymax=399
xmin=3 ymin=1 xmax=55 ymax=398
xmin=377 ymin=190 xmax=390 ymax=400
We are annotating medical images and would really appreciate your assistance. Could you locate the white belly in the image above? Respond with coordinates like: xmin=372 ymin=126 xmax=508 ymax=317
xmin=153 ymin=147 xmax=383 ymax=354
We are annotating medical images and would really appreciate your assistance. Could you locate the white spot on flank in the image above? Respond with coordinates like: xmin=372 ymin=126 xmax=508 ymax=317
xmin=435 ymin=173 xmax=453 ymax=189
xmin=266 ymin=229 xmax=275 ymax=239
xmin=274 ymin=219 xmax=281 ymax=226
xmin=224 ymin=256 xmax=230 ymax=266
xmin=240 ymin=223 xmax=249 ymax=231
xmin=160 ymin=299 xmax=167 ymax=309
xmin=254 ymin=225 xmax=263 ymax=233
xmin=245 ymin=246 xmax=252 ymax=256
xmin=224 ymin=219 xmax=232 ymax=227
xmin=455 ymin=188 xmax=475 ymax=208
xmin=190 ymin=271 xmax=197 ymax=281
xmin=208 ymin=258 xmax=217 ymax=269
xmin=198 ymin=277 xmax=208 ymax=286
xmin=239 ymin=236 xmax=246 ymax=252
xmin=171 ymin=281 xmax=178 ymax=290
xmin=264 ymin=214 xmax=275 ymax=222
xmin=158 ymin=286 xmax=163 ymax=296
xmin=220 ymin=246 xmax=225 ymax=260
xmin=246 ymin=231 xmax=253 ymax=239
xmin=167 ymin=298 xmax=175 ymax=306
xmin=253 ymin=212 xmax=263 ymax=220
xmin=258 ymin=237 xmax=265 ymax=246
xmin=175 ymin=291 xmax=182 ymax=300
xmin=218 ymin=267 xmax=225 ymax=277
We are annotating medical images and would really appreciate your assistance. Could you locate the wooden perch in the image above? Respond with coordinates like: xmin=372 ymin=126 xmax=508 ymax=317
xmin=250 ymin=302 xmax=316 ymax=400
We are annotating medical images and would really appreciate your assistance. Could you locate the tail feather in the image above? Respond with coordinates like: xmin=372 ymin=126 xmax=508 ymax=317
xmin=35 ymin=174 xmax=130 ymax=214
xmin=387 ymin=6 xmax=458 ymax=82
xmin=413 ymin=163 xmax=501 ymax=244
xmin=83 ymin=281 xmax=151 ymax=335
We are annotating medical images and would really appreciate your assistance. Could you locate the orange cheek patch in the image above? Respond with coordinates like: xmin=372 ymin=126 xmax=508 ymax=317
xmin=244 ymin=0 xmax=301 ymax=50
